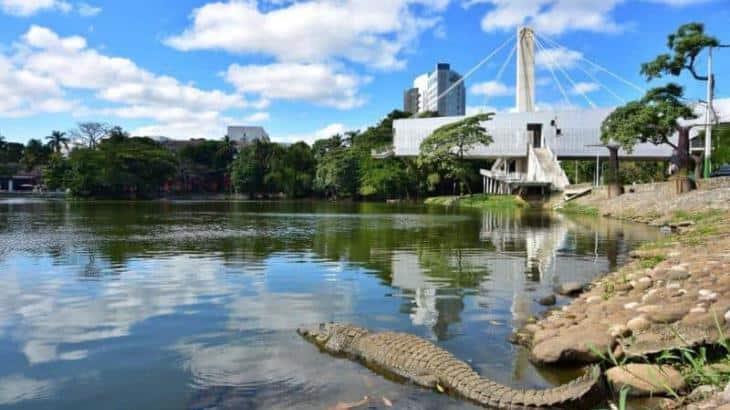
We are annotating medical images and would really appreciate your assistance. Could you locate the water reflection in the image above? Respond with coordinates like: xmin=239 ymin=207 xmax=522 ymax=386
xmin=0 ymin=200 xmax=659 ymax=409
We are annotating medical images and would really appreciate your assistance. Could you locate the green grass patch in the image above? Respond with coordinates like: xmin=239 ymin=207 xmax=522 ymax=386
xmin=638 ymin=255 xmax=666 ymax=269
xmin=556 ymin=201 xmax=599 ymax=216
xmin=424 ymin=194 xmax=526 ymax=209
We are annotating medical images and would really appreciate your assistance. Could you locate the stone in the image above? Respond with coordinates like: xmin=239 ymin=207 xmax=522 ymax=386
xmin=632 ymin=277 xmax=653 ymax=291
xmin=668 ymin=269 xmax=691 ymax=281
xmin=537 ymin=294 xmax=556 ymax=306
xmin=558 ymin=282 xmax=585 ymax=296
xmin=687 ymin=385 xmax=719 ymax=402
xmin=605 ymin=364 xmax=686 ymax=397
xmin=647 ymin=303 xmax=691 ymax=324
xmin=530 ymin=324 xmax=615 ymax=365
xmin=586 ymin=295 xmax=602 ymax=304
xmin=626 ymin=316 xmax=652 ymax=332
xmin=624 ymin=302 xmax=640 ymax=310
xmin=609 ymin=324 xmax=631 ymax=338
xmin=722 ymin=381 xmax=730 ymax=403
xmin=726 ymin=310 xmax=730 ymax=323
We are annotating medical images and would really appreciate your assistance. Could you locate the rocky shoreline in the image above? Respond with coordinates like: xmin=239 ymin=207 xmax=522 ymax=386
xmin=519 ymin=186 xmax=730 ymax=409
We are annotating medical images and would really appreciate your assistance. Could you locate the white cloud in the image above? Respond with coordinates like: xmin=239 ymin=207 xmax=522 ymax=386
xmin=77 ymin=2 xmax=101 ymax=17
xmin=0 ymin=26 xmax=261 ymax=139
xmin=570 ymin=81 xmax=599 ymax=95
xmin=165 ymin=0 xmax=448 ymax=70
xmin=473 ymin=0 xmax=623 ymax=35
xmin=225 ymin=63 xmax=368 ymax=110
xmin=0 ymin=0 xmax=70 ymax=16
xmin=535 ymin=47 xmax=583 ymax=70
xmin=469 ymin=80 xmax=513 ymax=97
xmin=466 ymin=105 xmax=499 ymax=115
xmin=275 ymin=123 xmax=347 ymax=145
xmin=242 ymin=111 xmax=270 ymax=123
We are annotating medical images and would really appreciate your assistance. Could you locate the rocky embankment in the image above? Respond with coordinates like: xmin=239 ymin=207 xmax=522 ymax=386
xmin=519 ymin=184 xmax=730 ymax=408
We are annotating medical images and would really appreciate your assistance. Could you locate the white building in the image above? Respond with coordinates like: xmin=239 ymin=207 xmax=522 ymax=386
xmin=227 ymin=126 xmax=270 ymax=145
xmin=406 ymin=63 xmax=466 ymax=117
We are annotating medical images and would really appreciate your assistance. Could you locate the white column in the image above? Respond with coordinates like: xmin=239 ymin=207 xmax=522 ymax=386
xmin=8 ymin=180 xmax=13 ymax=192
xmin=516 ymin=27 xmax=536 ymax=113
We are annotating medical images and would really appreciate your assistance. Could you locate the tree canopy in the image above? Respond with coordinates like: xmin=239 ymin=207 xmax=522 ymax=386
xmin=601 ymin=84 xmax=695 ymax=153
xmin=641 ymin=22 xmax=719 ymax=81
xmin=419 ymin=113 xmax=493 ymax=194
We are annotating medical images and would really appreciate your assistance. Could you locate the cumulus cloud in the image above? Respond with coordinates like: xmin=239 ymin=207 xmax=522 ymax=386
xmin=469 ymin=80 xmax=513 ymax=97
xmin=225 ymin=63 xmax=368 ymax=110
xmin=165 ymin=0 xmax=448 ymax=70
xmin=0 ymin=26 xmax=261 ymax=139
xmin=535 ymin=47 xmax=583 ymax=70
xmin=0 ymin=0 xmax=70 ymax=16
xmin=77 ymin=2 xmax=101 ymax=17
xmin=276 ymin=123 xmax=348 ymax=145
xmin=570 ymin=82 xmax=599 ymax=95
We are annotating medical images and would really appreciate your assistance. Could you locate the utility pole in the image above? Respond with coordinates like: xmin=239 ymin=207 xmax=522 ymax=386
xmin=704 ymin=46 xmax=714 ymax=179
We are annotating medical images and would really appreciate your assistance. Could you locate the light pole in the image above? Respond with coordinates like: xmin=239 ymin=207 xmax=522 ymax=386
xmin=704 ymin=43 xmax=730 ymax=178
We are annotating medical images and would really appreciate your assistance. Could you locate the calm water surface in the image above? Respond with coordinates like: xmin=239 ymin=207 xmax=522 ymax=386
xmin=0 ymin=200 xmax=660 ymax=409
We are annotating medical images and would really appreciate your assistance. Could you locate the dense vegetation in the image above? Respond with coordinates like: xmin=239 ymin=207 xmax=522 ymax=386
xmin=1 ymin=112 xmax=490 ymax=199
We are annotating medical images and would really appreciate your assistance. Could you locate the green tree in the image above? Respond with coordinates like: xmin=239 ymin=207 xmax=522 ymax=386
xmin=45 ymin=130 xmax=70 ymax=154
xmin=21 ymin=139 xmax=52 ymax=171
xmin=313 ymin=135 xmax=360 ymax=199
xmin=43 ymin=153 xmax=71 ymax=190
xmin=641 ymin=23 xmax=719 ymax=82
xmin=264 ymin=142 xmax=315 ymax=198
xmin=601 ymin=85 xmax=695 ymax=191
xmin=419 ymin=113 xmax=493 ymax=195
xmin=641 ymin=22 xmax=721 ymax=179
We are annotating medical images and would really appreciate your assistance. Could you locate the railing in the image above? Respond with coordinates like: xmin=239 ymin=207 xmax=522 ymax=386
xmin=371 ymin=146 xmax=395 ymax=159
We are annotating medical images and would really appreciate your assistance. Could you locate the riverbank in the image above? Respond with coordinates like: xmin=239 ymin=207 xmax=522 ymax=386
xmin=519 ymin=184 xmax=730 ymax=408
xmin=424 ymin=194 xmax=527 ymax=209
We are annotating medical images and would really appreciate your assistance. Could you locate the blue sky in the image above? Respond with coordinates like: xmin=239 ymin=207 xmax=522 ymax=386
xmin=0 ymin=0 xmax=728 ymax=144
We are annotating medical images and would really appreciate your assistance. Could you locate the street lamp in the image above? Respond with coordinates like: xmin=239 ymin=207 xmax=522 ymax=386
xmin=704 ymin=43 xmax=730 ymax=178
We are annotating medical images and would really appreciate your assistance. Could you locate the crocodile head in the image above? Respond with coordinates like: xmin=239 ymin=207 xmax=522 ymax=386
xmin=297 ymin=322 xmax=366 ymax=354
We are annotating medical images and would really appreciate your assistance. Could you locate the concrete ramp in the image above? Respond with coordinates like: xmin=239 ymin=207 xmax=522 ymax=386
xmin=530 ymin=147 xmax=571 ymax=191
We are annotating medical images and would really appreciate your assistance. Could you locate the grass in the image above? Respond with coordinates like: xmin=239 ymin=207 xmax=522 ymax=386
xmin=424 ymin=194 xmax=526 ymax=209
xmin=638 ymin=255 xmax=666 ymax=269
xmin=555 ymin=201 xmax=599 ymax=216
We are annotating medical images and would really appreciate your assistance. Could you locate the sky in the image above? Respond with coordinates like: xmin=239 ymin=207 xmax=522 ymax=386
xmin=0 ymin=0 xmax=729 ymax=145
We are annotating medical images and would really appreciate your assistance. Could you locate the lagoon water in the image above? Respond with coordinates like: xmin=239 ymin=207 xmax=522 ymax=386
xmin=0 ymin=200 xmax=660 ymax=409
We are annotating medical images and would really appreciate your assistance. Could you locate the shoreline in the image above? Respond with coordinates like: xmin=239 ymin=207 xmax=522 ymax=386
xmin=518 ymin=184 xmax=730 ymax=408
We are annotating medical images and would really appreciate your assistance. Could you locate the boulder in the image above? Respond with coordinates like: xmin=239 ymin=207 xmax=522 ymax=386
xmin=557 ymin=282 xmax=585 ymax=296
xmin=537 ymin=294 xmax=557 ymax=306
xmin=606 ymin=364 xmax=686 ymax=397
xmin=530 ymin=324 xmax=615 ymax=365
xmin=626 ymin=316 xmax=652 ymax=333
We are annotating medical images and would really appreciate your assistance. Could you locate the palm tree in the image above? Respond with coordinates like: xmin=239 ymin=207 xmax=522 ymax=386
xmin=46 ymin=130 xmax=69 ymax=154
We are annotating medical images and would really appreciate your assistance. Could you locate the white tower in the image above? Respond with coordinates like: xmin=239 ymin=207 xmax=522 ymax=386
xmin=516 ymin=27 xmax=536 ymax=113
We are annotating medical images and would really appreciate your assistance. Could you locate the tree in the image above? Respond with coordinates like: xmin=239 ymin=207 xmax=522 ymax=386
xmin=264 ymin=142 xmax=315 ymax=198
xmin=313 ymin=135 xmax=360 ymax=199
xmin=21 ymin=139 xmax=52 ymax=171
xmin=72 ymin=122 xmax=110 ymax=149
xmin=46 ymin=130 xmax=70 ymax=154
xmin=601 ymin=84 xmax=696 ymax=193
xmin=641 ymin=22 xmax=721 ymax=179
xmin=106 ymin=126 xmax=130 ymax=142
xmin=419 ymin=113 xmax=493 ymax=195
xmin=641 ymin=23 xmax=719 ymax=82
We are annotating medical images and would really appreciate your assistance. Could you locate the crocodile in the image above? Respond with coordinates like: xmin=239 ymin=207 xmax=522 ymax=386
xmin=298 ymin=323 xmax=602 ymax=409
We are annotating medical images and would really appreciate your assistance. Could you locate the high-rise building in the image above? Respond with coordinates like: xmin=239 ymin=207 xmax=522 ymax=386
xmin=403 ymin=88 xmax=420 ymax=115
xmin=227 ymin=126 xmax=270 ymax=145
xmin=403 ymin=63 xmax=465 ymax=117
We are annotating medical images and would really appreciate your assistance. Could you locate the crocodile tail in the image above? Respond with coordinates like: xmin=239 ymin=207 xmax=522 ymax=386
xmin=465 ymin=365 xmax=601 ymax=408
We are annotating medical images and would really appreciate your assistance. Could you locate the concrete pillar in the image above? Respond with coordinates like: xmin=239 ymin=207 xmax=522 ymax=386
xmin=516 ymin=27 xmax=535 ymax=113
xmin=8 ymin=179 xmax=13 ymax=192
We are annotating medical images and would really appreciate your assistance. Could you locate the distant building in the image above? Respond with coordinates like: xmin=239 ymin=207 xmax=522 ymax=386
xmin=227 ymin=126 xmax=270 ymax=145
xmin=404 ymin=63 xmax=466 ymax=117
xmin=403 ymin=88 xmax=420 ymax=115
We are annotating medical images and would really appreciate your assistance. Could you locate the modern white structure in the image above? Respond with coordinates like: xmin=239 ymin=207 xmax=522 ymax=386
xmin=516 ymin=27 xmax=536 ymax=113
xmin=227 ymin=126 xmax=270 ymax=144
xmin=405 ymin=63 xmax=466 ymax=117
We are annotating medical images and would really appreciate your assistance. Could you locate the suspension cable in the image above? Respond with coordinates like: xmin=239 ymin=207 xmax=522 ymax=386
xmin=479 ymin=42 xmax=517 ymax=110
xmin=532 ymin=37 xmax=572 ymax=107
xmin=536 ymin=33 xmax=645 ymax=95
xmin=535 ymin=36 xmax=596 ymax=108
xmin=434 ymin=35 xmax=514 ymax=108
xmin=574 ymin=61 xmax=626 ymax=105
